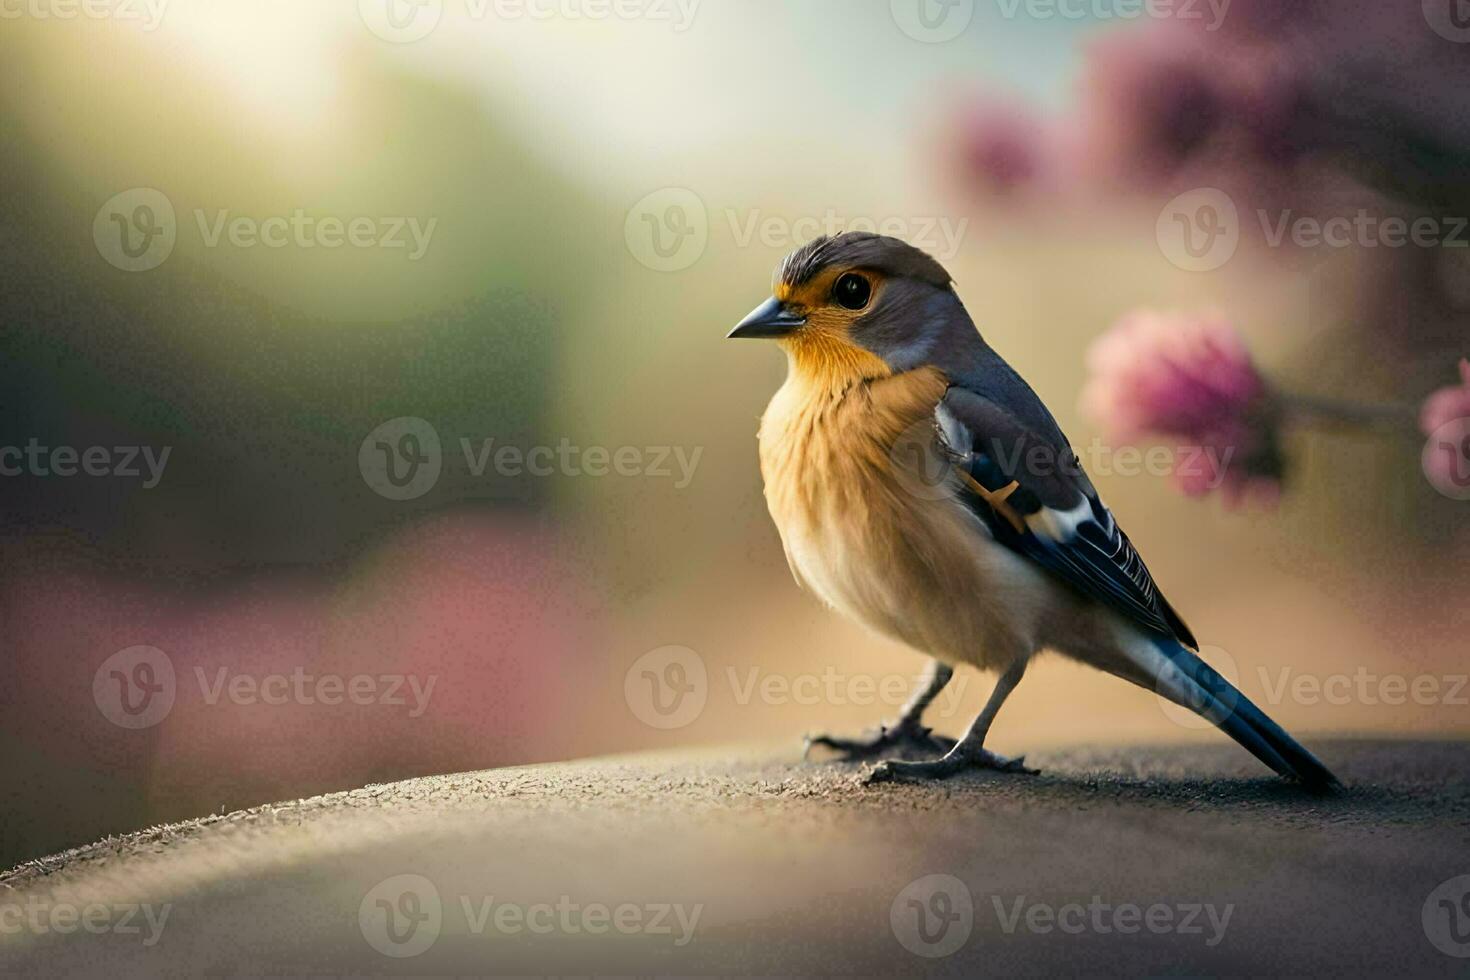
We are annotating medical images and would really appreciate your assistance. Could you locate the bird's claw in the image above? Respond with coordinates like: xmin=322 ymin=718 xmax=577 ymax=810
xmin=864 ymin=748 xmax=1038 ymax=785
xmin=803 ymin=721 xmax=957 ymax=763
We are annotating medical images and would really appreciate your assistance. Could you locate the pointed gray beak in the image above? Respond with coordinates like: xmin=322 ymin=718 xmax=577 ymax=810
xmin=728 ymin=296 xmax=806 ymax=339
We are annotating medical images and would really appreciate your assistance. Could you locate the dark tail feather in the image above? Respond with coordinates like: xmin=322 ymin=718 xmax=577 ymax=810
xmin=1154 ymin=640 xmax=1341 ymax=791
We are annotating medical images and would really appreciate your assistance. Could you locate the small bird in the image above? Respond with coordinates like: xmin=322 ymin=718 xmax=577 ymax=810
xmin=729 ymin=232 xmax=1338 ymax=789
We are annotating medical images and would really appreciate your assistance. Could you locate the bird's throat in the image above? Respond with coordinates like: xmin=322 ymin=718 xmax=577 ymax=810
xmin=779 ymin=329 xmax=892 ymax=390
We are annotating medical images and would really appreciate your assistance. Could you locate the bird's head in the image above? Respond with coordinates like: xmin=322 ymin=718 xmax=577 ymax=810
xmin=728 ymin=232 xmax=968 ymax=383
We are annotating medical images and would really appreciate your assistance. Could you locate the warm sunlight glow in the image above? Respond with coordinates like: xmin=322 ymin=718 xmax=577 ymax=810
xmin=165 ymin=2 xmax=342 ymax=132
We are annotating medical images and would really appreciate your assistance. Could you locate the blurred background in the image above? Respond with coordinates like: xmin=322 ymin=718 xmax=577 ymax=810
xmin=2 ymin=0 xmax=1467 ymax=869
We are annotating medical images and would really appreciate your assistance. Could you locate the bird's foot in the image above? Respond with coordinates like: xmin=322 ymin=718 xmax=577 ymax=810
xmin=803 ymin=720 xmax=956 ymax=763
xmin=864 ymin=746 xmax=1037 ymax=785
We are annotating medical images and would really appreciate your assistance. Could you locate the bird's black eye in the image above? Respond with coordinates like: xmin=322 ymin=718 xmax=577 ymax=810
xmin=832 ymin=273 xmax=872 ymax=311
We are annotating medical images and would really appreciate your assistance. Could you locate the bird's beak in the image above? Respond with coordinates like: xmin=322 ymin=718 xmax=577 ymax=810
xmin=728 ymin=296 xmax=806 ymax=339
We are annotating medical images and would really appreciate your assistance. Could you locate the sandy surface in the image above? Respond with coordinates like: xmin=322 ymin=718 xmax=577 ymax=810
xmin=2 ymin=738 xmax=1468 ymax=977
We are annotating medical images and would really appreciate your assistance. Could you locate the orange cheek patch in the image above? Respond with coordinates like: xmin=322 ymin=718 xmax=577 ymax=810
xmin=776 ymin=269 xmax=845 ymax=312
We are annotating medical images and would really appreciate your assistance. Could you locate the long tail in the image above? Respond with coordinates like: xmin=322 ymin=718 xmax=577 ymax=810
xmin=1127 ymin=637 xmax=1340 ymax=791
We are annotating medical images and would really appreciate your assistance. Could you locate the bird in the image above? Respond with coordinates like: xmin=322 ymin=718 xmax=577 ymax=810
xmin=728 ymin=232 xmax=1338 ymax=790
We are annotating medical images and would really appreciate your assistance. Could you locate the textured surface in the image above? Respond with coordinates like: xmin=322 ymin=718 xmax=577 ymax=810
xmin=2 ymin=739 xmax=1468 ymax=977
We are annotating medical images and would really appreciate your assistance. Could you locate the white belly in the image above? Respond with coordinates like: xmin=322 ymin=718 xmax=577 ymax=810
xmin=775 ymin=489 xmax=1052 ymax=672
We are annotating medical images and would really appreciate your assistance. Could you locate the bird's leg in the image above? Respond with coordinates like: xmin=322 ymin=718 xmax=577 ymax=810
xmin=804 ymin=660 xmax=957 ymax=761
xmin=866 ymin=656 xmax=1036 ymax=783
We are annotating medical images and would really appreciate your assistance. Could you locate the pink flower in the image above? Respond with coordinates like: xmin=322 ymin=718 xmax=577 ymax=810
xmin=1075 ymin=26 xmax=1224 ymax=186
xmin=1081 ymin=311 xmax=1282 ymax=506
xmin=1420 ymin=359 xmax=1470 ymax=496
xmin=1083 ymin=310 xmax=1265 ymax=439
xmin=1420 ymin=359 xmax=1470 ymax=436
xmin=949 ymin=99 xmax=1048 ymax=197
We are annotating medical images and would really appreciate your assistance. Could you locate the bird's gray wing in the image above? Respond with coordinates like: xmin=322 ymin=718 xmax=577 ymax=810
xmin=938 ymin=383 xmax=1198 ymax=649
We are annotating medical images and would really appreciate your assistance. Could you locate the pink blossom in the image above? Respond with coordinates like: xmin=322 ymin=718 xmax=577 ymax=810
xmin=1420 ymin=359 xmax=1470 ymax=436
xmin=0 ymin=514 xmax=599 ymax=819
xmin=1081 ymin=311 xmax=1282 ymax=506
xmin=1420 ymin=359 xmax=1470 ymax=495
xmin=949 ymin=99 xmax=1048 ymax=197
xmin=1083 ymin=310 xmax=1265 ymax=439
xmin=1074 ymin=26 xmax=1224 ymax=186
